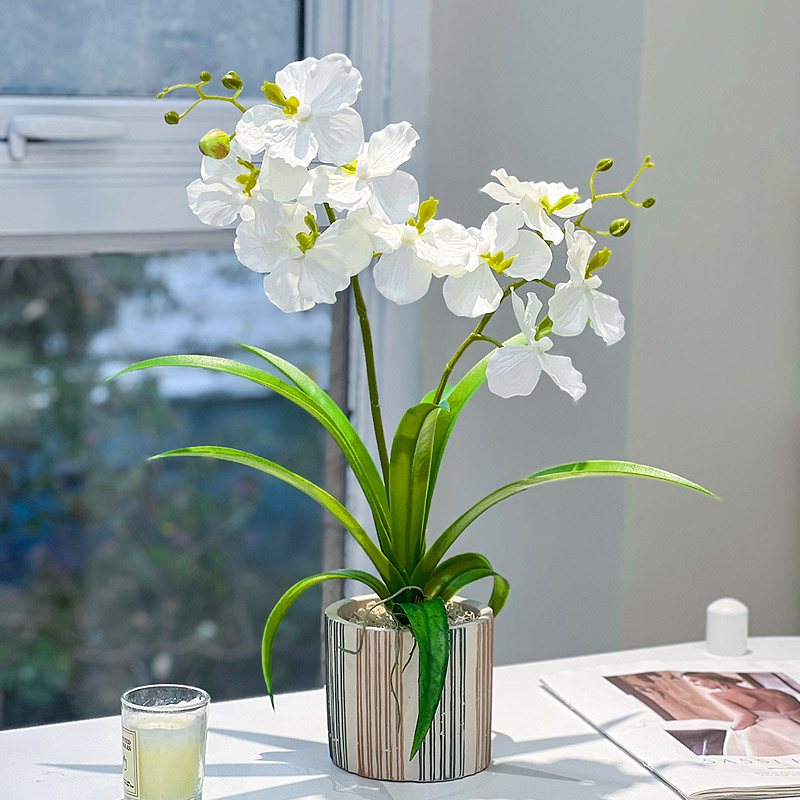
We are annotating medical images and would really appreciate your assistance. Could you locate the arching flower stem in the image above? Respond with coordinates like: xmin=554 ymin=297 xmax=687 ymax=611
xmin=158 ymin=79 xmax=247 ymax=116
xmin=576 ymin=155 xmax=654 ymax=234
xmin=432 ymin=276 xmax=550 ymax=405
xmin=324 ymin=202 xmax=391 ymax=485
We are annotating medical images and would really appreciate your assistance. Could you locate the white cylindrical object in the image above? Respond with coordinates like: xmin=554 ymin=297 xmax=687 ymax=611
xmin=706 ymin=597 xmax=748 ymax=656
xmin=121 ymin=684 xmax=209 ymax=800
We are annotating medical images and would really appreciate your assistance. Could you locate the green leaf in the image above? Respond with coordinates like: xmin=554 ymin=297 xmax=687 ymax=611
xmin=149 ymin=446 xmax=402 ymax=589
xmin=388 ymin=403 xmax=443 ymax=574
xmin=422 ymin=333 xmax=526 ymax=502
xmin=262 ymin=570 xmax=388 ymax=704
xmin=397 ymin=597 xmax=450 ymax=760
xmin=437 ymin=568 xmax=510 ymax=616
xmin=239 ymin=345 xmax=400 ymax=564
xmin=420 ymin=460 xmax=717 ymax=576
xmin=420 ymin=552 xmax=509 ymax=615
xmin=110 ymin=353 xmax=394 ymax=566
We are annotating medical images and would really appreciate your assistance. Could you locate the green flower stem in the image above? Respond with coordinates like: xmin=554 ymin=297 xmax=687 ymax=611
xmin=323 ymin=203 xmax=391 ymax=486
xmin=432 ymin=278 xmax=530 ymax=405
xmin=576 ymin=155 xmax=653 ymax=234
xmin=352 ymin=274 xmax=391 ymax=486
xmin=474 ymin=334 xmax=505 ymax=348
xmin=158 ymin=82 xmax=247 ymax=115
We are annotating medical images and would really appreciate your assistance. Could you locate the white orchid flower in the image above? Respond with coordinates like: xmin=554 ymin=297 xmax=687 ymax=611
xmin=187 ymin=138 xmax=309 ymax=226
xmin=486 ymin=290 xmax=586 ymax=400
xmin=548 ymin=221 xmax=625 ymax=345
xmin=442 ymin=205 xmax=553 ymax=317
xmin=235 ymin=197 xmax=373 ymax=312
xmin=367 ymin=199 xmax=474 ymax=305
xmin=235 ymin=54 xmax=364 ymax=168
xmin=311 ymin=121 xmax=420 ymax=224
xmin=480 ymin=168 xmax=591 ymax=245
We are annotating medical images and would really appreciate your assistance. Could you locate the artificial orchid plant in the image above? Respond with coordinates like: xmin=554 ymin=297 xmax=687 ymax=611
xmin=116 ymin=54 xmax=713 ymax=759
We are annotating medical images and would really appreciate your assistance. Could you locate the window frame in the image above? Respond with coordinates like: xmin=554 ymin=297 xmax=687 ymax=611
xmin=305 ymin=0 xmax=431 ymax=587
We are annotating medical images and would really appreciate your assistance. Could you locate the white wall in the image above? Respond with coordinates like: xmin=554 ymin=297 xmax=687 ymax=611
xmin=425 ymin=0 xmax=646 ymax=663
xmin=622 ymin=0 xmax=800 ymax=647
xmin=424 ymin=0 xmax=800 ymax=664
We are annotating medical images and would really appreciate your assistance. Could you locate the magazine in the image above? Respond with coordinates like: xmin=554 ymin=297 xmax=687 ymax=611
xmin=541 ymin=660 xmax=800 ymax=799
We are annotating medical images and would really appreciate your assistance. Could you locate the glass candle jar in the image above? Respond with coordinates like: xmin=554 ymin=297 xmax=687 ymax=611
xmin=121 ymin=684 xmax=210 ymax=800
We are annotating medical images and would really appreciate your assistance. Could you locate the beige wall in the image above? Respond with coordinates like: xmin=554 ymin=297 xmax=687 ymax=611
xmin=425 ymin=0 xmax=800 ymax=663
xmin=622 ymin=0 xmax=800 ymax=646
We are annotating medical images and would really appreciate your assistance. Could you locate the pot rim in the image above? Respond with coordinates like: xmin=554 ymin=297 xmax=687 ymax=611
xmin=325 ymin=594 xmax=493 ymax=630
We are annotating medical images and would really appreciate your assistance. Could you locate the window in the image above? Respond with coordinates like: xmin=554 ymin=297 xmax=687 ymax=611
xmin=0 ymin=2 xmax=327 ymax=728
xmin=0 ymin=0 xmax=431 ymax=728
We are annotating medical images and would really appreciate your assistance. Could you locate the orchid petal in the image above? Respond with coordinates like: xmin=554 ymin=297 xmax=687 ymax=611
xmin=548 ymin=284 xmax=590 ymax=337
xmin=415 ymin=219 xmax=473 ymax=277
xmin=312 ymin=166 xmax=368 ymax=210
xmin=187 ymin=178 xmax=245 ymax=226
xmin=554 ymin=198 xmax=593 ymax=218
xmin=540 ymin=352 xmax=586 ymax=399
xmin=347 ymin=207 xmax=400 ymax=252
xmin=365 ymin=122 xmax=419 ymax=177
xmin=275 ymin=57 xmax=316 ymax=101
xmin=368 ymin=171 xmax=419 ymax=224
xmin=564 ymin=221 xmax=595 ymax=283
xmin=480 ymin=168 xmax=531 ymax=204
xmin=235 ymin=104 xmax=286 ymax=155
xmin=263 ymin=265 xmax=316 ymax=313
xmin=305 ymin=54 xmax=362 ymax=115
xmin=486 ymin=345 xmax=543 ymax=398
xmin=442 ymin=264 xmax=502 ymax=318
xmin=258 ymin=157 xmax=309 ymax=203
xmin=586 ymin=288 xmax=626 ymax=345
xmin=504 ymin=229 xmax=553 ymax=280
xmin=297 ymin=256 xmax=352 ymax=306
xmin=373 ymin=247 xmax=432 ymax=305
xmin=510 ymin=289 xmax=541 ymax=342
xmin=309 ymin=220 xmax=374 ymax=278
xmin=520 ymin=195 xmax=564 ymax=245
xmin=543 ymin=182 xmax=578 ymax=204
xmin=311 ymin=107 xmax=364 ymax=165
xmin=490 ymin=205 xmax=525 ymax=252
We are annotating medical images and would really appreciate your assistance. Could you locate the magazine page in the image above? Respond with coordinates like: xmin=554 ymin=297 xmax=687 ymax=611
xmin=542 ymin=660 xmax=800 ymax=800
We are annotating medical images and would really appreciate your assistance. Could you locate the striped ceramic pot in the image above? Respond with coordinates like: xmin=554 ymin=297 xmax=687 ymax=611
xmin=324 ymin=595 xmax=493 ymax=782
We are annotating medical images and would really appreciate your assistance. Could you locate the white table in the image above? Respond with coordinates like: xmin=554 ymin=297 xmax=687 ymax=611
xmin=3 ymin=636 xmax=799 ymax=800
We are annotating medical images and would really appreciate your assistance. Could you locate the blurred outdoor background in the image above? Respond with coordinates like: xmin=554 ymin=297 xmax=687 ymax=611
xmin=1 ymin=0 xmax=798 ymax=729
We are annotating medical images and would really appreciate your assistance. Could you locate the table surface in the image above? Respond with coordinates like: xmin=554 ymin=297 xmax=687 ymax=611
xmin=3 ymin=636 xmax=799 ymax=800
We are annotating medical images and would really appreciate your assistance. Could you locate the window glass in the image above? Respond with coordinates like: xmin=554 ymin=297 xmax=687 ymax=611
xmin=0 ymin=251 xmax=330 ymax=727
xmin=1 ymin=1 xmax=301 ymax=96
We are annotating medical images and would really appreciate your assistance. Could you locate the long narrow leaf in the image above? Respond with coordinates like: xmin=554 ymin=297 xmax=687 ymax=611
xmin=388 ymin=403 xmax=441 ymax=573
xmin=421 ymin=552 xmax=509 ymax=615
xmin=262 ymin=570 xmax=388 ymax=703
xmin=149 ymin=446 xmax=403 ymax=589
xmin=435 ymin=567 xmax=510 ymax=616
xmin=397 ymin=597 xmax=450 ymax=761
xmin=110 ymin=354 xmax=393 ymax=554
xmin=240 ymin=345 xmax=406 ymax=574
xmin=419 ymin=460 xmax=716 ymax=576
xmin=422 ymin=333 xmax=526 ymax=511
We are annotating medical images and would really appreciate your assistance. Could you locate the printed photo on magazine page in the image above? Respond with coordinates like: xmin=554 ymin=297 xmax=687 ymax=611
xmin=542 ymin=661 xmax=800 ymax=800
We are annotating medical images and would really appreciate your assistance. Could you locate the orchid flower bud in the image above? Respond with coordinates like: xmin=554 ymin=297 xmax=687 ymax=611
xmin=221 ymin=71 xmax=243 ymax=91
xmin=609 ymin=218 xmax=631 ymax=237
xmin=595 ymin=158 xmax=614 ymax=172
xmin=164 ymin=111 xmax=180 ymax=125
xmin=199 ymin=129 xmax=231 ymax=159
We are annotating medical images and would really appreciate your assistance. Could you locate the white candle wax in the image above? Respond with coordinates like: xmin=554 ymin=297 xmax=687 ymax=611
xmin=124 ymin=709 xmax=207 ymax=800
